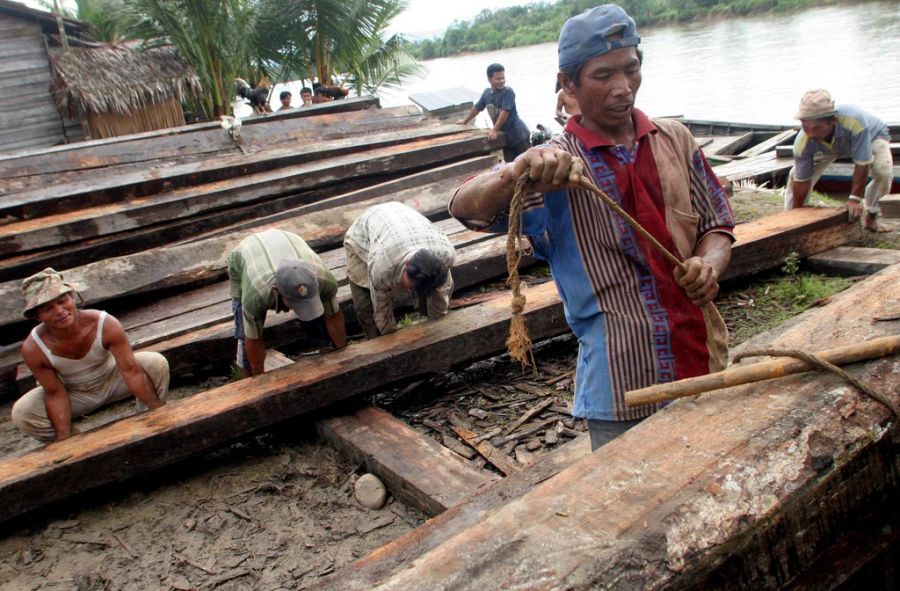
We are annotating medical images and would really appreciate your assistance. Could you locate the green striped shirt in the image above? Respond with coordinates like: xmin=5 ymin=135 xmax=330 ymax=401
xmin=227 ymin=229 xmax=337 ymax=339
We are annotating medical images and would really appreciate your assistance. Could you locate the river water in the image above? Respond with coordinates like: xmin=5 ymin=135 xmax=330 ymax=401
xmin=377 ymin=2 xmax=900 ymax=133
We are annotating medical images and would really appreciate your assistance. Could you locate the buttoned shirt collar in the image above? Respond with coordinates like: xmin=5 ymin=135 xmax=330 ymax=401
xmin=564 ymin=108 xmax=657 ymax=150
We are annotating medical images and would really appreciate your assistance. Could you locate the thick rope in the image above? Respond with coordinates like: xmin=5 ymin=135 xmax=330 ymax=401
xmin=505 ymin=172 xmax=687 ymax=367
xmin=733 ymin=348 xmax=899 ymax=417
xmin=506 ymin=174 xmax=535 ymax=368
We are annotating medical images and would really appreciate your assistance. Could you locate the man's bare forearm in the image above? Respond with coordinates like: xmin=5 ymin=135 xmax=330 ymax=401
xmin=450 ymin=164 xmax=518 ymax=222
xmin=791 ymin=179 xmax=811 ymax=209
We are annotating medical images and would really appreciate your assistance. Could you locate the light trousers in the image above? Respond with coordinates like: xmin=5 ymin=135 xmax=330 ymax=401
xmin=784 ymin=138 xmax=893 ymax=215
xmin=11 ymin=351 xmax=170 ymax=442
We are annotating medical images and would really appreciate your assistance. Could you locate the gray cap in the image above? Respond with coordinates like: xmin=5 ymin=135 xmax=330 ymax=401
xmin=275 ymin=259 xmax=324 ymax=321
xmin=558 ymin=4 xmax=640 ymax=71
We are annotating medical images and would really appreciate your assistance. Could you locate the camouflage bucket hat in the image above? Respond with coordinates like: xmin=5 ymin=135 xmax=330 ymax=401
xmin=21 ymin=268 xmax=77 ymax=319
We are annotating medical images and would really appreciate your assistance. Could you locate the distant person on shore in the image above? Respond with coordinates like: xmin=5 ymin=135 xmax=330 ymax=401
xmin=784 ymin=89 xmax=893 ymax=232
xmin=234 ymin=78 xmax=272 ymax=114
xmin=555 ymin=80 xmax=581 ymax=126
xmin=323 ymin=83 xmax=349 ymax=100
xmin=12 ymin=269 xmax=168 ymax=442
xmin=300 ymin=87 xmax=313 ymax=106
xmin=311 ymin=84 xmax=333 ymax=104
xmin=456 ymin=63 xmax=532 ymax=162
xmin=343 ymin=202 xmax=455 ymax=339
xmin=227 ymin=230 xmax=347 ymax=377
xmin=278 ymin=90 xmax=293 ymax=111
xmin=450 ymin=4 xmax=735 ymax=451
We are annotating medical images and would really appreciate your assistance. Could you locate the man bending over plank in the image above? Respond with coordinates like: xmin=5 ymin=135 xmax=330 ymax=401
xmin=227 ymin=229 xmax=347 ymax=377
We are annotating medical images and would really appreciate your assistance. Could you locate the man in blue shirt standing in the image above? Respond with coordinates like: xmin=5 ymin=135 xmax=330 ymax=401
xmin=457 ymin=63 xmax=532 ymax=162
xmin=784 ymin=89 xmax=893 ymax=232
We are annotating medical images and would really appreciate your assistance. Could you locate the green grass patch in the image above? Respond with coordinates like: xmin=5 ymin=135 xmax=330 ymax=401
xmin=719 ymin=254 xmax=853 ymax=347
xmin=397 ymin=312 xmax=425 ymax=328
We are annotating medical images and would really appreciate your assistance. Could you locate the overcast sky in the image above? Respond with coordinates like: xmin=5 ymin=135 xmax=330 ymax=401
xmin=388 ymin=0 xmax=535 ymax=40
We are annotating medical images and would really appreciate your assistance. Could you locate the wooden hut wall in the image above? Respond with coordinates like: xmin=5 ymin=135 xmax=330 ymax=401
xmin=0 ymin=12 xmax=77 ymax=153
xmin=84 ymin=95 xmax=186 ymax=139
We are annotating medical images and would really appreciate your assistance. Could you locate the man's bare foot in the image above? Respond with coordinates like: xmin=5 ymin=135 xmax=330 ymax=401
xmin=864 ymin=213 xmax=893 ymax=233
xmin=865 ymin=223 xmax=893 ymax=233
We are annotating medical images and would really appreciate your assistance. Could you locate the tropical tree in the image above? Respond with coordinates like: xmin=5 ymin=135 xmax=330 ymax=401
xmin=126 ymin=0 xmax=260 ymax=118
xmin=36 ymin=0 xmax=137 ymax=42
xmin=255 ymin=0 xmax=422 ymax=94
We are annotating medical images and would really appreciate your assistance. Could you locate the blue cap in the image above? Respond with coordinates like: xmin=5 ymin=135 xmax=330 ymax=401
xmin=558 ymin=4 xmax=641 ymax=71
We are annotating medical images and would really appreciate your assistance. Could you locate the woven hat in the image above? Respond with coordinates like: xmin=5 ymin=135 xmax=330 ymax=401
xmin=22 ymin=268 xmax=76 ymax=319
xmin=275 ymin=259 xmax=324 ymax=321
xmin=794 ymin=89 xmax=836 ymax=120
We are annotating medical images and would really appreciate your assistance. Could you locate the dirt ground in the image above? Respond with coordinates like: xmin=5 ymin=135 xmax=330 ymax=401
xmin=0 ymin=189 xmax=895 ymax=591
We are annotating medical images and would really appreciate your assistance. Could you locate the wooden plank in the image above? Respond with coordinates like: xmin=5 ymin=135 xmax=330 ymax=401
xmin=0 ymin=280 xmax=570 ymax=523
xmin=735 ymin=128 xmax=798 ymax=158
xmin=0 ymin=134 xmax=501 ymax=328
xmin=0 ymin=123 xmax=471 ymax=220
xmin=318 ymin=405 xmax=499 ymax=515
xmin=698 ymin=132 xmax=755 ymax=156
xmin=0 ymin=95 xmax=380 ymax=160
xmin=320 ymin=265 xmax=900 ymax=590
xmin=1 ymin=105 xmax=425 ymax=190
xmin=775 ymin=142 xmax=900 ymax=158
xmin=447 ymin=413 xmax=519 ymax=476
xmin=724 ymin=207 xmax=860 ymax=281
xmin=0 ymin=156 xmax=494 ymax=282
xmin=263 ymin=349 xmax=294 ymax=372
xmin=805 ymin=246 xmax=900 ymax=276
xmin=0 ymin=125 xmax=474 ymax=256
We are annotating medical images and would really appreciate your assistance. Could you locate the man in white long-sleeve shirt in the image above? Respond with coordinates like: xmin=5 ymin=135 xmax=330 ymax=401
xmin=343 ymin=202 xmax=456 ymax=338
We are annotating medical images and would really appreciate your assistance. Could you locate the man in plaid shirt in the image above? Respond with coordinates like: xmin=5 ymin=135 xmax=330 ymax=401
xmin=344 ymin=203 xmax=456 ymax=338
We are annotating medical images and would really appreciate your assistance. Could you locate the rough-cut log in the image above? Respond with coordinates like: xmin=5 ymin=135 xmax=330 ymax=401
xmin=0 ymin=281 xmax=569 ymax=523
xmin=0 ymin=156 xmax=494 ymax=282
xmin=723 ymin=207 xmax=860 ymax=281
xmin=0 ymin=105 xmax=423 ymax=195
xmin=327 ymin=265 xmax=899 ymax=591
xmin=318 ymin=405 xmax=499 ymax=515
xmin=0 ymin=124 xmax=470 ymax=224
xmin=0 ymin=137 xmax=501 ymax=329
xmin=806 ymin=245 xmax=900 ymax=276
xmin=0 ymin=96 xmax=380 ymax=181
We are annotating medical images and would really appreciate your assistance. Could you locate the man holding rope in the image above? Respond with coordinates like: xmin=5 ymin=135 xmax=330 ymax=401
xmin=450 ymin=4 xmax=736 ymax=451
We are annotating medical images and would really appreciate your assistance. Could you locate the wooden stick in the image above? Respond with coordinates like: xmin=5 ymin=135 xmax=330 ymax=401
xmin=447 ymin=413 xmax=519 ymax=476
xmin=625 ymin=335 xmax=900 ymax=407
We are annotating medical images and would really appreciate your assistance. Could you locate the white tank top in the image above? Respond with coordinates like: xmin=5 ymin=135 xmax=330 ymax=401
xmin=31 ymin=311 xmax=117 ymax=393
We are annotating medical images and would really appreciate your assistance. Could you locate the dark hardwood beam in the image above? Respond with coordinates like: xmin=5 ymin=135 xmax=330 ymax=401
xmin=318 ymin=405 xmax=499 ymax=516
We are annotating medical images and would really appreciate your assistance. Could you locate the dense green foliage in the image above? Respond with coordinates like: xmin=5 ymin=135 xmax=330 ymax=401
xmin=49 ymin=0 xmax=421 ymax=119
xmin=410 ymin=0 xmax=842 ymax=59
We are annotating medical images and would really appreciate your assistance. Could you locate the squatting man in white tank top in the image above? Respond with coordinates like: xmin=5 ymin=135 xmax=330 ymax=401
xmin=12 ymin=268 xmax=169 ymax=443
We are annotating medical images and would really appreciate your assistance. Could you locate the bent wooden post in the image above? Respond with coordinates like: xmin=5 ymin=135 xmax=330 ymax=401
xmin=626 ymin=334 xmax=900 ymax=407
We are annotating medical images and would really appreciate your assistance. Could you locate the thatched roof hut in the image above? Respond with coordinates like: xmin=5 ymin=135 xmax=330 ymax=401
xmin=48 ymin=44 xmax=202 ymax=139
